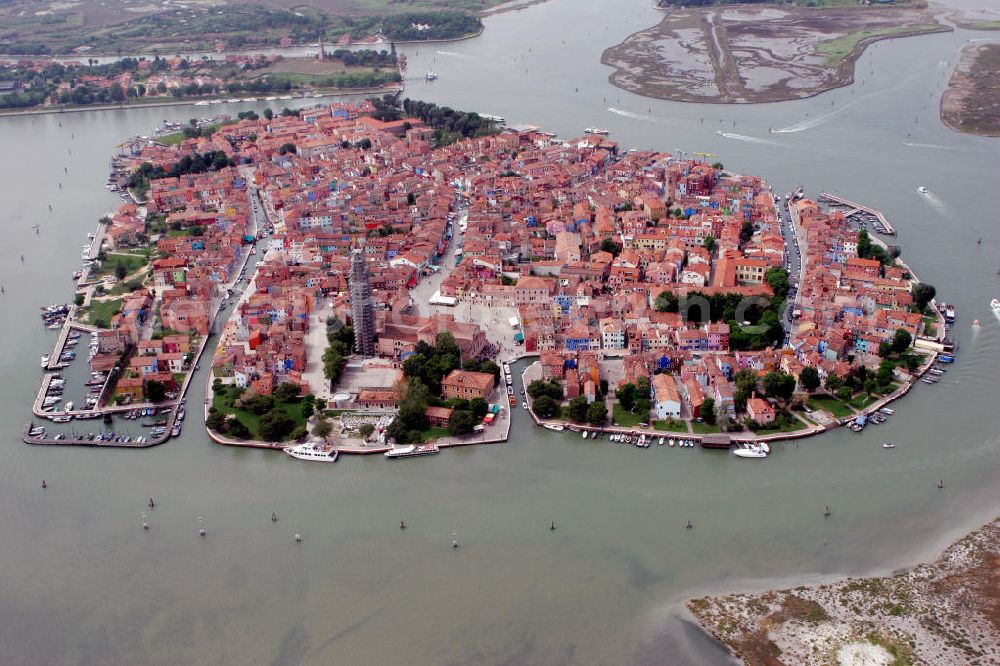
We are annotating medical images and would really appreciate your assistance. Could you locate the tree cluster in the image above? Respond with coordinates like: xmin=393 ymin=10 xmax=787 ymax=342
xmin=615 ymin=376 xmax=651 ymax=420
xmin=322 ymin=323 xmax=354 ymax=388
xmin=401 ymin=332 xmax=463 ymax=396
xmin=381 ymin=12 xmax=482 ymax=41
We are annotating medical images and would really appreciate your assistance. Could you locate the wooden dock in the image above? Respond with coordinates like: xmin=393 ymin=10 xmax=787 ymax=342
xmin=818 ymin=192 xmax=896 ymax=235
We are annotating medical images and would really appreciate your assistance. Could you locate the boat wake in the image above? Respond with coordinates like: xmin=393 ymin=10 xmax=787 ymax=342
xmin=770 ymin=101 xmax=861 ymax=133
xmin=717 ymin=132 xmax=777 ymax=146
xmin=919 ymin=189 xmax=950 ymax=216
xmin=770 ymin=75 xmax=912 ymax=134
xmin=435 ymin=50 xmax=474 ymax=60
xmin=903 ymin=142 xmax=957 ymax=151
xmin=607 ymin=107 xmax=657 ymax=122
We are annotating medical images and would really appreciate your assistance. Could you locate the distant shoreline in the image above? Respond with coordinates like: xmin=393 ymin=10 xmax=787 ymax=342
xmin=0 ymin=85 xmax=402 ymax=120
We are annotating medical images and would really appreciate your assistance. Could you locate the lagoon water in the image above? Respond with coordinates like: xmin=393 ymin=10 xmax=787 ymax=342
xmin=1 ymin=0 xmax=999 ymax=663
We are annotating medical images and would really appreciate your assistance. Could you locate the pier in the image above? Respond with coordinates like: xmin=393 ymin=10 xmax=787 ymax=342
xmin=44 ymin=320 xmax=98 ymax=371
xmin=818 ymin=192 xmax=896 ymax=235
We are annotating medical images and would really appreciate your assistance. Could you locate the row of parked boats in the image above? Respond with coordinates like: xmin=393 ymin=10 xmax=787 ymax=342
xmin=40 ymin=304 xmax=70 ymax=330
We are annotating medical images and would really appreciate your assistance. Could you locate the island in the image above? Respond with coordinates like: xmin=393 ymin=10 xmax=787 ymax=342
xmin=26 ymin=96 xmax=951 ymax=454
xmin=687 ymin=517 xmax=1000 ymax=665
xmin=0 ymin=2 xmax=492 ymax=57
xmin=601 ymin=2 xmax=949 ymax=104
xmin=941 ymin=43 xmax=1000 ymax=138
xmin=0 ymin=50 xmax=403 ymax=113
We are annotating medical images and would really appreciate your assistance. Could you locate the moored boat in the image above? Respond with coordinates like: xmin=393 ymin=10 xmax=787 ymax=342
xmin=542 ymin=424 xmax=564 ymax=432
xmin=385 ymin=444 xmax=440 ymax=459
xmin=732 ymin=442 xmax=768 ymax=459
xmin=284 ymin=442 xmax=339 ymax=462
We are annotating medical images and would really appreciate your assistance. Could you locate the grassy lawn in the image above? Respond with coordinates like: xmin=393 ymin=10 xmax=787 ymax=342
xmin=751 ymin=414 xmax=809 ymax=434
xmin=653 ymin=419 xmax=687 ymax=433
xmin=81 ymin=298 xmax=123 ymax=327
xmin=808 ymin=394 xmax=855 ymax=419
xmin=93 ymin=252 xmax=149 ymax=278
xmin=212 ymin=388 xmax=308 ymax=441
xmin=849 ymin=393 xmax=880 ymax=410
xmin=158 ymin=120 xmax=237 ymax=146
xmin=612 ymin=403 xmax=645 ymax=427
xmin=420 ymin=426 xmax=450 ymax=442
xmin=691 ymin=421 xmax=721 ymax=434
xmin=922 ymin=316 xmax=938 ymax=338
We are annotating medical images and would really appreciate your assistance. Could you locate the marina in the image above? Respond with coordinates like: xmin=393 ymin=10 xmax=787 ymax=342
xmin=817 ymin=191 xmax=896 ymax=235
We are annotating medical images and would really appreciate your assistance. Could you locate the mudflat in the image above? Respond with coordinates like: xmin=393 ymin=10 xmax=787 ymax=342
xmin=688 ymin=517 xmax=1000 ymax=665
xmin=941 ymin=43 xmax=1000 ymax=137
xmin=601 ymin=6 xmax=949 ymax=104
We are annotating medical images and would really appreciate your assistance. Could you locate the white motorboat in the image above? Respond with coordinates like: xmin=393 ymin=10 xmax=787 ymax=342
xmin=283 ymin=442 xmax=339 ymax=462
xmin=584 ymin=127 xmax=609 ymax=135
xmin=882 ymin=442 xmax=896 ymax=449
xmin=658 ymin=437 xmax=665 ymax=446
xmin=385 ymin=444 xmax=440 ymax=459
xmin=581 ymin=431 xmax=588 ymax=439
xmin=991 ymin=298 xmax=1000 ymax=314
xmin=733 ymin=443 xmax=768 ymax=459
xmin=918 ymin=186 xmax=928 ymax=194
xmin=668 ymin=438 xmax=675 ymax=447
xmin=543 ymin=424 xmax=564 ymax=432
xmin=426 ymin=71 xmax=438 ymax=81
xmin=40 ymin=355 xmax=49 ymax=367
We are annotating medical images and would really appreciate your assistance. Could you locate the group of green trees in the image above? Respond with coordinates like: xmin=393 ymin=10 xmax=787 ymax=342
xmin=857 ymin=229 xmax=902 ymax=268
xmin=128 ymin=150 xmax=236 ymax=196
xmin=387 ymin=332 xmax=496 ymax=443
xmin=366 ymin=95 xmax=499 ymax=147
xmin=911 ymin=282 xmax=936 ymax=312
xmin=616 ymin=376 xmax=651 ymax=420
xmin=401 ymin=332 xmax=464 ymax=395
xmin=322 ymin=322 xmax=355 ymax=388
xmin=654 ymin=284 xmax=786 ymax=351
xmin=208 ymin=381 xmax=316 ymax=442
xmin=567 ymin=397 xmax=608 ymax=426
xmin=330 ymin=48 xmax=396 ymax=68
xmin=381 ymin=11 xmax=483 ymax=41
xmin=526 ymin=379 xmax=565 ymax=420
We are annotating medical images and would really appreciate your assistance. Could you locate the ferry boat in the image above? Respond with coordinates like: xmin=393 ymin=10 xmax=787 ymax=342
xmin=584 ymin=127 xmax=609 ymax=135
xmin=284 ymin=442 xmax=339 ymax=462
xmin=385 ymin=444 xmax=439 ymax=459
xmin=542 ymin=424 xmax=564 ymax=432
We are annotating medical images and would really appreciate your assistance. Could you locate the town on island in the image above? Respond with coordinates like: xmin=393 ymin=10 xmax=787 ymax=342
xmin=26 ymin=96 xmax=954 ymax=462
